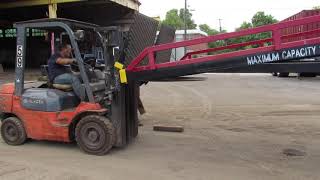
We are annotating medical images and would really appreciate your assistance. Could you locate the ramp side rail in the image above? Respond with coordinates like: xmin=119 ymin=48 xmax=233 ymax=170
xmin=126 ymin=15 xmax=320 ymax=73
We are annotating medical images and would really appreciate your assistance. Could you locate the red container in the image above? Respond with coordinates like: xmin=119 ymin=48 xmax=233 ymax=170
xmin=281 ymin=10 xmax=320 ymax=42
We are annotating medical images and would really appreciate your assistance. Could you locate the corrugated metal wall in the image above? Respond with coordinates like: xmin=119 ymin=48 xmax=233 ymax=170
xmin=281 ymin=10 xmax=320 ymax=43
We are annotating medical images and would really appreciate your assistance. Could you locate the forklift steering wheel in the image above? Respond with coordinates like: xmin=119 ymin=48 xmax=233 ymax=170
xmin=71 ymin=60 xmax=93 ymax=70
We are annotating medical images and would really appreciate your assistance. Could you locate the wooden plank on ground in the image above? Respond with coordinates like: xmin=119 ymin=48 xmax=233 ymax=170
xmin=153 ymin=125 xmax=184 ymax=133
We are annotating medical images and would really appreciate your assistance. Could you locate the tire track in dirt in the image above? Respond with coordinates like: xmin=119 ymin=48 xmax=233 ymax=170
xmin=169 ymin=83 xmax=223 ymax=147
xmin=172 ymin=83 xmax=213 ymax=120
xmin=0 ymin=160 xmax=89 ymax=180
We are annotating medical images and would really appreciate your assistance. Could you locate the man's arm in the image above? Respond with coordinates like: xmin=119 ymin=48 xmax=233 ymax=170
xmin=56 ymin=58 xmax=75 ymax=65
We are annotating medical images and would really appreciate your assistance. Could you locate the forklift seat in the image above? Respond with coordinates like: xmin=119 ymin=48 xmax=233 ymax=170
xmin=52 ymin=83 xmax=72 ymax=91
xmin=40 ymin=65 xmax=72 ymax=91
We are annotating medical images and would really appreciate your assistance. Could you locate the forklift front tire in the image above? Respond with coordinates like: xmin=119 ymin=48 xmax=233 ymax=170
xmin=75 ymin=115 xmax=115 ymax=155
xmin=1 ymin=117 xmax=27 ymax=146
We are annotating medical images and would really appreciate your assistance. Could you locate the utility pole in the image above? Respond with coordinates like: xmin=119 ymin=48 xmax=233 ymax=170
xmin=218 ymin=18 xmax=223 ymax=33
xmin=184 ymin=0 xmax=187 ymax=55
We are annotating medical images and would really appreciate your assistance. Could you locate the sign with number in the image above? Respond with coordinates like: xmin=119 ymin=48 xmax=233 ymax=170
xmin=17 ymin=45 xmax=23 ymax=56
xmin=17 ymin=57 xmax=23 ymax=68
xmin=16 ymin=45 xmax=23 ymax=68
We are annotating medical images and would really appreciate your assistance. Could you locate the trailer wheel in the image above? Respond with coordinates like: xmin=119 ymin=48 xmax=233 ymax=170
xmin=75 ymin=115 xmax=115 ymax=155
xmin=1 ymin=117 xmax=27 ymax=146
xmin=278 ymin=72 xmax=289 ymax=77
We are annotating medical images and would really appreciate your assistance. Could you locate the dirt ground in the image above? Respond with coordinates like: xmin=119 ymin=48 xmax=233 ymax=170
xmin=1 ymin=73 xmax=320 ymax=180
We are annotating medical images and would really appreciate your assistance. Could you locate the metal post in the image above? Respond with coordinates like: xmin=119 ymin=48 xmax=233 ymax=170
xmin=15 ymin=27 xmax=26 ymax=96
xmin=184 ymin=0 xmax=187 ymax=55
xmin=48 ymin=3 xmax=57 ymax=18
xmin=50 ymin=32 xmax=55 ymax=55
xmin=48 ymin=3 xmax=57 ymax=54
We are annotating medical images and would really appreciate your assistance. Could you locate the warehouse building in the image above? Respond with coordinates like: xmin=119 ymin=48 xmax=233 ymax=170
xmin=0 ymin=0 xmax=140 ymax=70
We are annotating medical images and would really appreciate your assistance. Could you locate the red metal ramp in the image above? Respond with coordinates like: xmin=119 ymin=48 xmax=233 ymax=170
xmin=126 ymin=15 xmax=320 ymax=81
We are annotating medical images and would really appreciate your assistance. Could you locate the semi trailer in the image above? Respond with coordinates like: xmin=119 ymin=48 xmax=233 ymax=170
xmin=273 ymin=9 xmax=320 ymax=77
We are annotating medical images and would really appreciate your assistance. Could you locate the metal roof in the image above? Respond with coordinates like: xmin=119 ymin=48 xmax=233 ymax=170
xmin=175 ymin=29 xmax=208 ymax=36
xmin=14 ymin=18 xmax=99 ymax=28
xmin=0 ymin=0 xmax=140 ymax=26
xmin=0 ymin=0 xmax=140 ymax=10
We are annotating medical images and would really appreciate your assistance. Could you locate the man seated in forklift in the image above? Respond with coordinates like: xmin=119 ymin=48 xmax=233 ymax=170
xmin=48 ymin=44 xmax=84 ymax=99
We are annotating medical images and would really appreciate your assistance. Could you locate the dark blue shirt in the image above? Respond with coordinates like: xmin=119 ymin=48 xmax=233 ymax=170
xmin=48 ymin=53 xmax=71 ymax=82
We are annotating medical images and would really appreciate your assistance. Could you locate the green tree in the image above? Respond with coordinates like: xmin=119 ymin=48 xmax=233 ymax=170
xmin=236 ymin=21 xmax=253 ymax=31
xmin=251 ymin=12 xmax=278 ymax=43
xmin=198 ymin=24 xmax=229 ymax=54
xmin=162 ymin=8 xmax=197 ymax=30
xmin=313 ymin=6 xmax=320 ymax=10
xmin=231 ymin=21 xmax=254 ymax=46
xmin=236 ymin=12 xmax=278 ymax=31
xmin=179 ymin=9 xmax=197 ymax=29
xmin=251 ymin=11 xmax=278 ymax=27
xmin=231 ymin=11 xmax=278 ymax=49
xmin=162 ymin=9 xmax=184 ymax=29
xmin=199 ymin=24 xmax=219 ymax=35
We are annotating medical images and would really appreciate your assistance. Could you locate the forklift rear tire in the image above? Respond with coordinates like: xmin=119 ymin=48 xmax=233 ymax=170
xmin=1 ymin=117 xmax=27 ymax=146
xmin=75 ymin=115 xmax=115 ymax=155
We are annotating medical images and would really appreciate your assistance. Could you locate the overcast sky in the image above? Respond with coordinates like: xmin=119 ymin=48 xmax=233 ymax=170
xmin=139 ymin=0 xmax=319 ymax=32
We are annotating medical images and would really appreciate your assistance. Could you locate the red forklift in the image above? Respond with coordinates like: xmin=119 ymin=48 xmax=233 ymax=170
xmin=1 ymin=15 xmax=320 ymax=155
xmin=0 ymin=19 xmax=124 ymax=155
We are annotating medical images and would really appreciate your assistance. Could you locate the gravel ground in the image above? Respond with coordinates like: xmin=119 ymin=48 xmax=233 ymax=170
xmin=0 ymin=73 xmax=320 ymax=180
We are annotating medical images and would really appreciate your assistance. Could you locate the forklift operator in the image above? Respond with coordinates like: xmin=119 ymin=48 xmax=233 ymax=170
xmin=48 ymin=44 xmax=83 ymax=99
